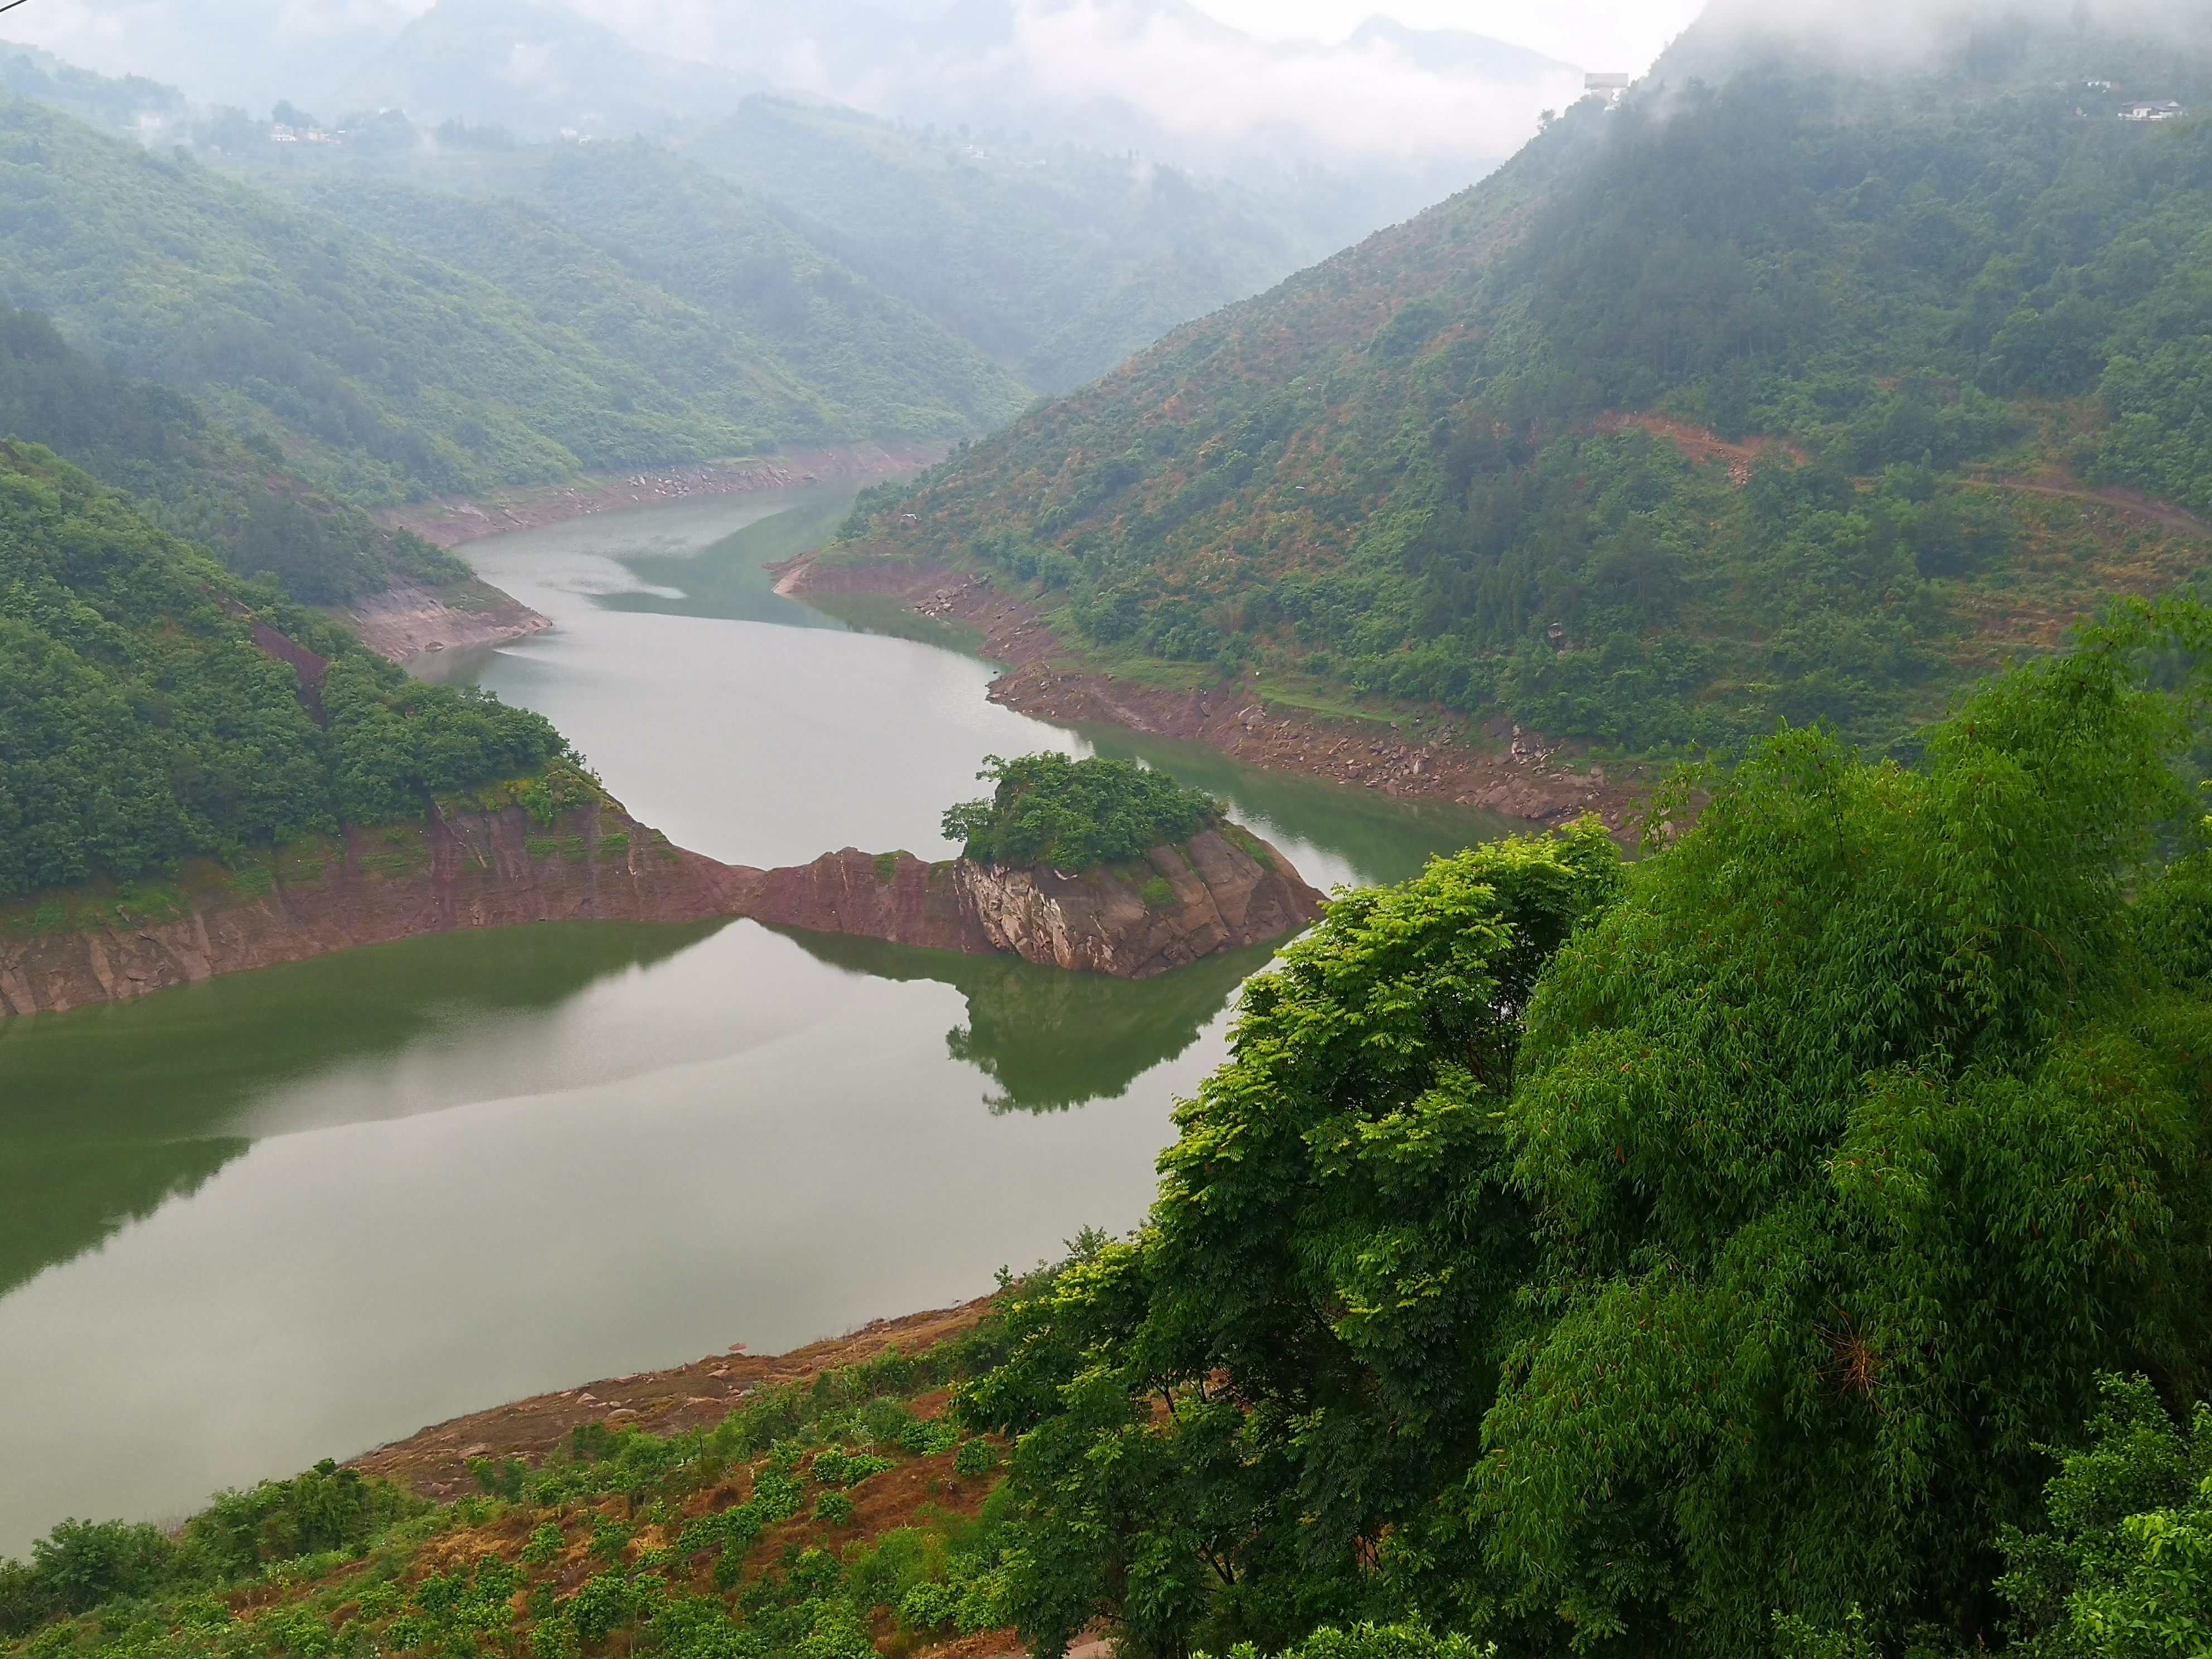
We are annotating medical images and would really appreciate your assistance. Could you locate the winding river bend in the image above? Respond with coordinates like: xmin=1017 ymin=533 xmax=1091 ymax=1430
xmin=0 ymin=486 xmax=1514 ymax=1555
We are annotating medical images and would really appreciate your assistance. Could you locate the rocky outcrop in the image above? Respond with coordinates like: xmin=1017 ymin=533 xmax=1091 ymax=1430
xmin=729 ymin=827 xmax=1325 ymax=980
xmin=731 ymin=849 xmax=992 ymax=954
xmin=345 ymin=578 xmax=550 ymax=663
xmin=0 ymin=802 xmax=743 ymax=1018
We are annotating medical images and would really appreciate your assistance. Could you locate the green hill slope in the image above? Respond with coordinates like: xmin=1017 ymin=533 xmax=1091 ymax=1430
xmin=290 ymin=144 xmax=1028 ymax=444
xmin=843 ymin=20 xmax=2212 ymax=756
xmin=0 ymin=444 xmax=566 ymax=898
xmin=0 ymin=91 xmax=1021 ymax=510
xmin=0 ymin=307 xmax=470 ymax=605
xmin=680 ymin=98 xmax=1333 ymax=393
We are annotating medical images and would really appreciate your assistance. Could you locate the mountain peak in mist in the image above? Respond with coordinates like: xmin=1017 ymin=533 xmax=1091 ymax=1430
xmin=1345 ymin=17 xmax=1577 ymax=80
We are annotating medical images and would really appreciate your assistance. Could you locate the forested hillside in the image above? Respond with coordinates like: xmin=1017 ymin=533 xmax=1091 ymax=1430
xmin=0 ymin=90 xmax=1020 ymax=508
xmin=846 ymin=19 xmax=2212 ymax=756
xmin=680 ymin=99 xmax=1335 ymax=393
xmin=0 ymin=444 xmax=570 ymax=898
xmin=292 ymin=145 xmax=1027 ymax=449
xmin=0 ymin=307 xmax=468 ymax=604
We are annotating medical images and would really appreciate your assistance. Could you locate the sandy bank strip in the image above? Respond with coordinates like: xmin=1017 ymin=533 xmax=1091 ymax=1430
xmin=381 ymin=443 xmax=948 ymax=550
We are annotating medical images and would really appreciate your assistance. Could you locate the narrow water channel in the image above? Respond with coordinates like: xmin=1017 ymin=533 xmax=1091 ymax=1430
xmin=0 ymin=486 xmax=1515 ymax=1555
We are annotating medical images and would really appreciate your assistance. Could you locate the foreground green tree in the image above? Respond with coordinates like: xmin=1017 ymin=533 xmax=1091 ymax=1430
xmin=961 ymin=599 xmax=2212 ymax=1659
xmin=1995 ymin=1375 xmax=2212 ymax=1659
xmin=959 ymin=824 xmax=1627 ymax=1657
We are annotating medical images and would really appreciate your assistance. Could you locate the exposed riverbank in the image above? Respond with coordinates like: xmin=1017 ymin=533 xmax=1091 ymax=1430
xmin=2 ymin=808 xmax=1322 ymax=1016
xmin=741 ymin=828 xmax=1321 ymax=979
xmin=342 ymin=576 xmax=552 ymax=663
xmin=382 ymin=445 xmax=946 ymax=552
xmin=0 ymin=798 xmax=743 ymax=1019
xmin=777 ymin=549 xmax=1653 ymax=836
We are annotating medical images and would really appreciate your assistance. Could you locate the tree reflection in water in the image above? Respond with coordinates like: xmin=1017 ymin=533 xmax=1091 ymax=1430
xmin=0 ymin=921 xmax=723 ymax=1298
xmin=775 ymin=929 xmax=1277 ymax=1112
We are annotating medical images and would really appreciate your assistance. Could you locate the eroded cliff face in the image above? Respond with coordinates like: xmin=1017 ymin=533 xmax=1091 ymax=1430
xmin=958 ymin=828 xmax=1321 ymax=977
xmin=0 ymin=802 xmax=743 ymax=1018
xmin=733 ymin=827 xmax=1324 ymax=980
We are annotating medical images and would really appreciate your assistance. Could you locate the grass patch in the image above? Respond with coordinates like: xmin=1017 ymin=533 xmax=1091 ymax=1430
xmin=1141 ymin=876 xmax=1177 ymax=908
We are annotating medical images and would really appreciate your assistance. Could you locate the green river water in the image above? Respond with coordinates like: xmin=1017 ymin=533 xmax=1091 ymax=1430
xmin=0 ymin=487 xmax=1515 ymax=1555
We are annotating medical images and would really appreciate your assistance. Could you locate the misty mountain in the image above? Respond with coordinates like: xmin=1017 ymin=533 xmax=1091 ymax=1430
xmin=0 ymin=307 xmax=470 ymax=605
xmin=678 ymin=98 xmax=1343 ymax=392
xmin=841 ymin=8 xmax=2212 ymax=757
xmin=196 ymin=67 xmax=1364 ymax=396
xmin=0 ymin=88 xmax=1023 ymax=507
xmin=337 ymin=0 xmax=764 ymax=142
xmin=319 ymin=0 xmax=1568 ymax=235
xmin=1342 ymin=18 xmax=1578 ymax=81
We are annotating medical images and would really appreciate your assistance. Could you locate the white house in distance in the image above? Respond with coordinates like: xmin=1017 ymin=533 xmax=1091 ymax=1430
xmin=2120 ymin=99 xmax=2185 ymax=121
xmin=1585 ymin=72 xmax=1631 ymax=103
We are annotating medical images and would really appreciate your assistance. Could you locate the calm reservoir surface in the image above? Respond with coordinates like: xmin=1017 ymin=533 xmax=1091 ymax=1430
xmin=0 ymin=487 xmax=1513 ymax=1555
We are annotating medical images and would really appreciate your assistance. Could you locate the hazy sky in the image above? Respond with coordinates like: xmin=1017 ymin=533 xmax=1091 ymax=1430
xmin=1198 ymin=1 xmax=1702 ymax=73
xmin=0 ymin=0 xmax=1707 ymax=181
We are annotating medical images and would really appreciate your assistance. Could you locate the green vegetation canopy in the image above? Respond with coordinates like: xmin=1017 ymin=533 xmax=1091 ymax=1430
xmin=942 ymin=754 xmax=1221 ymax=869
xmin=0 ymin=445 xmax=567 ymax=896
xmin=955 ymin=598 xmax=2212 ymax=1659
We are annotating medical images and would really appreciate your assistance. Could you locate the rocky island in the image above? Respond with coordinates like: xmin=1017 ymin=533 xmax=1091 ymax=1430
xmin=730 ymin=752 xmax=1321 ymax=978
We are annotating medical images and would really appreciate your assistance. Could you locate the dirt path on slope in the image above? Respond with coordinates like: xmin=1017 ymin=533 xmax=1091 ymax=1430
xmin=348 ymin=1298 xmax=995 ymax=1499
xmin=777 ymin=551 xmax=1651 ymax=837
xmin=1964 ymin=476 xmax=2211 ymax=540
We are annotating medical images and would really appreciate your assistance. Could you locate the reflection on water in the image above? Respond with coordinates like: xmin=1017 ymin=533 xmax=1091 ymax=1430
xmin=595 ymin=491 xmax=855 ymax=627
xmin=1076 ymin=726 xmax=1521 ymax=890
xmin=0 ymin=923 xmax=721 ymax=1301
xmin=781 ymin=931 xmax=1275 ymax=1114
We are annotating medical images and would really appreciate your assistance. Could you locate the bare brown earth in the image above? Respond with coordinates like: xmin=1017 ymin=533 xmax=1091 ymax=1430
xmin=1596 ymin=410 xmax=1809 ymax=483
xmin=343 ymin=576 xmax=551 ymax=662
xmin=382 ymin=445 xmax=947 ymax=551
xmin=777 ymin=551 xmax=1649 ymax=835
xmin=345 ymin=1297 xmax=1032 ymax=1659
xmin=0 ymin=799 xmax=746 ymax=1018
xmin=351 ymin=1298 xmax=997 ymax=1498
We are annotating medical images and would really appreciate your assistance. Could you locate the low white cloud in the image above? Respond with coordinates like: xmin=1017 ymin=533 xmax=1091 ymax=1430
xmin=3 ymin=0 xmax=1602 ymax=171
xmin=562 ymin=0 xmax=1587 ymax=171
xmin=955 ymin=1 xmax=1583 ymax=164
